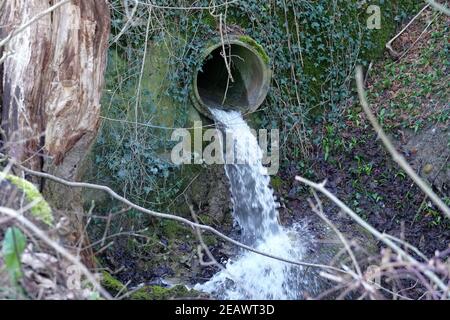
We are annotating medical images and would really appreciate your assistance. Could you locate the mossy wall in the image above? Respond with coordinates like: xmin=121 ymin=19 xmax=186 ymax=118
xmin=89 ymin=0 xmax=422 ymax=213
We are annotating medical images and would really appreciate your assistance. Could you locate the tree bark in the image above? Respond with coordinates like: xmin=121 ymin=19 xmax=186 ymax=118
xmin=0 ymin=0 xmax=110 ymax=266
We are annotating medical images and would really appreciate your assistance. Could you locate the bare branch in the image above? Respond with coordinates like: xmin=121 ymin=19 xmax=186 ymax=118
xmin=308 ymin=193 xmax=362 ymax=277
xmin=295 ymin=175 xmax=450 ymax=297
xmin=385 ymin=4 xmax=430 ymax=57
xmin=427 ymin=0 xmax=450 ymax=15
xmin=10 ymin=160 xmax=345 ymax=273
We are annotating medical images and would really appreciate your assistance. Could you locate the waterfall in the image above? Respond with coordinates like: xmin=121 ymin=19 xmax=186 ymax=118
xmin=194 ymin=108 xmax=310 ymax=300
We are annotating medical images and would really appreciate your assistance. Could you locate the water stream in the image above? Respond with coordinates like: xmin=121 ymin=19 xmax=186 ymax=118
xmin=194 ymin=108 xmax=310 ymax=299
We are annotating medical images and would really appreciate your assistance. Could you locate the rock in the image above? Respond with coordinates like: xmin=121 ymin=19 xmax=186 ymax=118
xmin=185 ymin=164 xmax=232 ymax=224
xmin=404 ymin=126 xmax=449 ymax=191
xmin=423 ymin=163 xmax=433 ymax=175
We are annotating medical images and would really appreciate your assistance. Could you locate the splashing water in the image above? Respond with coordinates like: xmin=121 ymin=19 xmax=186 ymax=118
xmin=194 ymin=108 xmax=310 ymax=300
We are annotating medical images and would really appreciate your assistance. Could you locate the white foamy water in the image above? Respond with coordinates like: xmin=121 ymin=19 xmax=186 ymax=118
xmin=194 ymin=108 xmax=308 ymax=300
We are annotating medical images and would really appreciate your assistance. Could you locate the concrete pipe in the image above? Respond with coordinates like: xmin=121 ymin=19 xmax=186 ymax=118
xmin=191 ymin=36 xmax=271 ymax=119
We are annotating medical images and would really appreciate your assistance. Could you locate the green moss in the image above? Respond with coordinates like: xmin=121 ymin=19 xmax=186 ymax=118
xmin=358 ymin=1 xmax=397 ymax=61
xmin=238 ymin=35 xmax=270 ymax=64
xmin=129 ymin=288 xmax=153 ymax=300
xmin=301 ymin=57 xmax=328 ymax=102
xmin=202 ymin=235 xmax=218 ymax=247
xmin=270 ymin=176 xmax=284 ymax=193
xmin=201 ymin=12 xmax=217 ymax=28
xmin=198 ymin=214 xmax=213 ymax=225
xmin=1 ymin=174 xmax=53 ymax=226
xmin=101 ymin=271 xmax=126 ymax=294
xmin=130 ymin=285 xmax=199 ymax=300
xmin=160 ymin=220 xmax=188 ymax=238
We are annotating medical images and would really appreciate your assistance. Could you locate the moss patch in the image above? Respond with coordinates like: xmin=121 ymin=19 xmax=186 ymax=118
xmin=270 ymin=176 xmax=284 ymax=193
xmin=101 ymin=271 xmax=126 ymax=294
xmin=100 ymin=271 xmax=201 ymax=299
xmin=202 ymin=234 xmax=218 ymax=247
xmin=130 ymin=285 xmax=200 ymax=300
xmin=238 ymin=35 xmax=270 ymax=64
xmin=160 ymin=220 xmax=189 ymax=239
xmin=1 ymin=174 xmax=53 ymax=226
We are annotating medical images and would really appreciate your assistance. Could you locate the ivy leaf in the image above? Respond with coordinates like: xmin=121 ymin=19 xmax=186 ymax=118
xmin=2 ymin=227 xmax=27 ymax=283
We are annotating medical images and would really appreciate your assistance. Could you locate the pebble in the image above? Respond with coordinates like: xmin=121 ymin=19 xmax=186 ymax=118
xmin=423 ymin=163 xmax=433 ymax=174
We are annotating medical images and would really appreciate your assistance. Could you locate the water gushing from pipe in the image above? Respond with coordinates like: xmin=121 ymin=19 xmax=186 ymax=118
xmin=195 ymin=108 xmax=310 ymax=299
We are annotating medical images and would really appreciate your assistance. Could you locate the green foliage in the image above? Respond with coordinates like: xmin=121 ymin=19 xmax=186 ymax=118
xmin=93 ymin=117 xmax=183 ymax=207
xmin=2 ymin=227 xmax=26 ymax=284
xmin=221 ymin=0 xmax=410 ymax=157
xmin=100 ymin=271 xmax=200 ymax=299
xmin=159 ymin=220 xmax=188 ymax=238
xmin=416 ymin=201 xmax=450 ymax=229
xmin=270 ymin=176 xmax=284 ymax=192
xmin=1 ymin=174 xmax=53 ymax=226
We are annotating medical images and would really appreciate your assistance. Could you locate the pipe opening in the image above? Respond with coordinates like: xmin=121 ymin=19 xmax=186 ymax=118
xmin=192 ymin=41 xmax=270 ymax=118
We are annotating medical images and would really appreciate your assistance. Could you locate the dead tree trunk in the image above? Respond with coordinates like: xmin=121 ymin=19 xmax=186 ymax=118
xmin=0 ymin=0 xmax=110 ymax=265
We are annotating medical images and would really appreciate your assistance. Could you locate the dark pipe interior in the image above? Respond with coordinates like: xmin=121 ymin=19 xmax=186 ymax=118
xmin=197 ymin=44 xmax=263 ymax=111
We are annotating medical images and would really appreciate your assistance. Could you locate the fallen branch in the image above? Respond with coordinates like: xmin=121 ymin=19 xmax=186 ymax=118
xmin=10 ymin=160 xmax=344 ymax=274
xmin=385 ymin=4 xmax=430 ymax=58
xmin=295 ymin=175 xmax=449 ymax=297
xmin=427 ymin=0 xmax=450 ymax=15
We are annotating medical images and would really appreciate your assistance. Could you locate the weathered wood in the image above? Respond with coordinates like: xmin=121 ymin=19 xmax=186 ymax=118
xmin=0 ymin=0 xmax=110 ymax=267
xmin=0 ymin=0 xmax=110 ymax=181
xmin=0 ymin=0 xmax=51 ymax=174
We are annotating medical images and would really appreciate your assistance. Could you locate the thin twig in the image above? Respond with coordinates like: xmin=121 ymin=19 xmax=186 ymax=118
xmin=137 ymin=0 xmax=237 ymax=11
xmin=397 ymin=12 xmax=440 ymax=61
xmin=110 ymin=0 xmax=138 ymax=45
xmin=134 ymin=6 xmax=152 ymax=139
xmin=385 ymin=4 xmax=430 ymax=57
xmin=186 ymin=196 xmax=224 ymax=269
xmin=308 ymin=192 xmax=362 ymax=277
